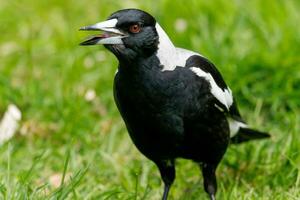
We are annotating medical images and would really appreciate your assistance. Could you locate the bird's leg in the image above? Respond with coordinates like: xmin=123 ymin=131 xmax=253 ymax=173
xmin=155 ymin=160 xmax=175 ymax=200
xmin=162 ymin=183 xmax=171 ymax=200
xmin=200 ymin=163 xmax=217 ymax=200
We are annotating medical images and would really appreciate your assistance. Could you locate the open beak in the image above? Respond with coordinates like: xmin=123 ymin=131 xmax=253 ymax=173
xmin=79 ymin=19 xmax=127 ymax=45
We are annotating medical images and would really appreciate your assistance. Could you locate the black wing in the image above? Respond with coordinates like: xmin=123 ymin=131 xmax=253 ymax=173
xmin=185 ymin=55 xmax=244 ymax=122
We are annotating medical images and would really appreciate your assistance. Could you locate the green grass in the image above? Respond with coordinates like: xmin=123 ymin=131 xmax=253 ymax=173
xmin=0 ymin=0 xmax=300 ymax=199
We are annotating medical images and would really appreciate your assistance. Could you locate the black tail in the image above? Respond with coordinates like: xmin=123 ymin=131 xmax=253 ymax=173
xmin=230 ymin=127 xmax=270 ymax=144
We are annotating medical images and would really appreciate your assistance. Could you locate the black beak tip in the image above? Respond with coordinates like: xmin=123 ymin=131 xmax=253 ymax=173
xmin=79 ymin=41 xmax=90 ymax=46
xmin=79 ymin=36 xmax=101 ymax=46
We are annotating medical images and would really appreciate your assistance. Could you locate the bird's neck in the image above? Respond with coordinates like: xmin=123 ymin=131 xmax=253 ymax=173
xmin=118 ymin=53 xmax=161 ymax=75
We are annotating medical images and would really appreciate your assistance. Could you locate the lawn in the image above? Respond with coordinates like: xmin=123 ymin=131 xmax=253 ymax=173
xmin=0 ymin=0 xmax=300 ymax=199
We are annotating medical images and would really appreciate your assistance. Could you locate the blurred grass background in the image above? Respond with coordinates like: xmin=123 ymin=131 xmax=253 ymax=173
xmin=0 ymin=0 xmax=300 ymax=199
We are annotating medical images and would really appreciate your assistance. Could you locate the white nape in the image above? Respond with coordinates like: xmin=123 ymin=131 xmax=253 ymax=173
xmin=190 ymin=67 xmax=233 ymax=110
xmin=228 ymin=118 xmax=247 ymax=137
xmin=155 ymin=23 xmax=199 ymax=71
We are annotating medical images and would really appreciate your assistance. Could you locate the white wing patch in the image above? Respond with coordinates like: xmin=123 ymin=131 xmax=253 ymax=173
xmin=228 ymin=118 xmax=247 ymax=137
xmin=190 ymin=67 xmax=233 ymax=110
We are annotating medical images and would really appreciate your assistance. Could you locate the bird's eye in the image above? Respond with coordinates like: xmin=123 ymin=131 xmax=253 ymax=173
xmin=129 ymin=24 xmax=141 ymax=33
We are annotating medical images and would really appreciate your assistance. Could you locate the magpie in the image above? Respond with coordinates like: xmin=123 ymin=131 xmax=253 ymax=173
xmin=80 ymin=9 xmax=270 ymax=200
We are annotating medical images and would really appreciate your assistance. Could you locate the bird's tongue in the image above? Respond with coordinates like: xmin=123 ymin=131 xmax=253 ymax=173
xmin=97 ymin=33 xmax=111 ymax=38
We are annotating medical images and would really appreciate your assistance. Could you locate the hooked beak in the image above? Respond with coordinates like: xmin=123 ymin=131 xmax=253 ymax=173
xmin=79 ymin=19 xmax=127 ymax=45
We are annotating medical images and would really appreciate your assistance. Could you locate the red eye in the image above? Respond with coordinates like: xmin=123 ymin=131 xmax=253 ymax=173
xmin=129 ymin=24 xmax=141 ymax=33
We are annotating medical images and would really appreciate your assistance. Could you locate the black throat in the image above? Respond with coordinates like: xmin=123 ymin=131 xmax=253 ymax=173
xmin=117 ymin=52 xmax=163 ymax=77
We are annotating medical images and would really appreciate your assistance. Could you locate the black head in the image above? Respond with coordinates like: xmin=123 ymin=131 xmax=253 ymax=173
xmin=80 ymin=9 xmax=159 ymax=61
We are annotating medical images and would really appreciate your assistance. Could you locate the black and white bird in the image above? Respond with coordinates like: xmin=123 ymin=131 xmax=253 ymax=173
xmin=80 ymin=9 xmax=270 ymax=200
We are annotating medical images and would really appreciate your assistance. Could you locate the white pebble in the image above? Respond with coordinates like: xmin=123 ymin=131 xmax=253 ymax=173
xmin=85 ymin=89 xmax=96 ymax=102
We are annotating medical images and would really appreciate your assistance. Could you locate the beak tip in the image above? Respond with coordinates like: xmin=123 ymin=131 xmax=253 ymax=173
xmin=79 ymin=37 xmax=100 ymax=46
xmin=79 ymin=42 xmax=89 ymax=46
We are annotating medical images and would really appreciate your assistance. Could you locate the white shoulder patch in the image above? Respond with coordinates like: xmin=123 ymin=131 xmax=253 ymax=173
xmin=228 ymin=118 xmax=247 ymax=137
xmin=190 ymin=67 xmax=233 ymax=110
xmin=175 ymin=48 xmax=200 ymax=68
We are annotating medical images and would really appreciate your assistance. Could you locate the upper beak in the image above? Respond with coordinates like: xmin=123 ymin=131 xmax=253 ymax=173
xmin=79 ymin=19 xmax=127 ymax=45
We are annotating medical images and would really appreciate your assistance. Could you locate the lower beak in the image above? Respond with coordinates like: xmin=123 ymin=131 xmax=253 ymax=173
xmin=79 ymin=19 xmax=127 ymax=45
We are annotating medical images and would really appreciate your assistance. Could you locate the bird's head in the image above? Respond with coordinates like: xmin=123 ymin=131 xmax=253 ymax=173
xmin=80 ymin=9 xmax=161 ymax=61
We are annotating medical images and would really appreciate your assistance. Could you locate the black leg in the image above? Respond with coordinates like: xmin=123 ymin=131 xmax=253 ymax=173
xmin=155 ymin=160 xmax=175 ymax=200
xmin=162 ymin=183 xmax=171 ymax=200
xmin=200 ymin=163 xmax=217 ymax=200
